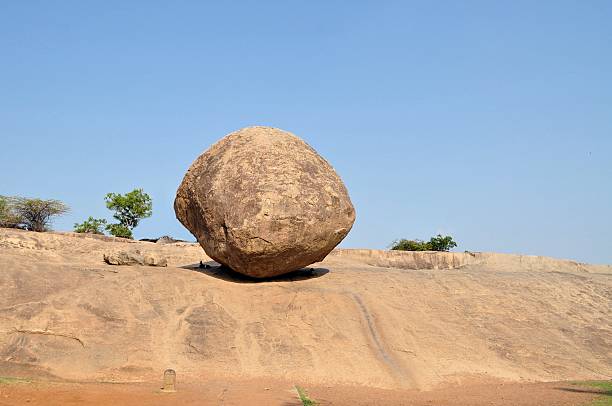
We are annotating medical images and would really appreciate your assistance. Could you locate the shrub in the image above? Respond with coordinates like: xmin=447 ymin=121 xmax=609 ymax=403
xmin=105 ymin=223 xmax=132 ymax=239
xmin=391 ymin=234 xmax=457 ymax=252
xmin=390 ymin=239 xmax=430 ymax=251
xmin=104 ymin=189 xmax=152 ymax=238
xmin=74 ymin=216 xmax=107 ymax=234
xmin=0 ymin=196 xmax=22 ymax=228
xmin=428 ymin=234 xmax=457 ymax=251
xmin=0 ymin=196 xmax=7 ymax=217
xmin=10 ymin=197 xmax=69 ymax=232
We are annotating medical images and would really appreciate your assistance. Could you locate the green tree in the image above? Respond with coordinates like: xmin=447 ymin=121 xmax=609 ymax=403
xmin=74 ymin=216 xmax=107 ymax=234
xmin=10 ymin=197 xmax=69 ymax=232
xmin=391 ymin=234 xmax=457 ymax=252
xmin=390 ymin=239 xmax=430 ymax=251
xmin=427 ymin=234 xmax=457 ymax=251
xmin=0 ymin=196 xmax=22 ymax=228
xmin=104 ymin=189 xmax=152 ymax=238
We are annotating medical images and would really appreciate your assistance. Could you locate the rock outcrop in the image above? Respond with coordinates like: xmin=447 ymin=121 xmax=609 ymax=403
xmin=2 ymin=228 xmax=611 ymax=389
xmin=156 ymin=236 xmax=179 ymax=245
xmin=174 ymin=126 xmax=356 ymax=278
xmin=139 ymin=236 xmax=183 ymax=244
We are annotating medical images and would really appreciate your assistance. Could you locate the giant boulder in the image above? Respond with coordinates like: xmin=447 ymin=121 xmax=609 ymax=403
xmin=174 ymin=126 xmax=356 ymax=278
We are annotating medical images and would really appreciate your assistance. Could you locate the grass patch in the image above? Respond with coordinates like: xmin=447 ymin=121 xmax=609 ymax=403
xmin=572 ymin=380 xmax=612 ymax=406
xmin=295 ymin=385 xmax=317 ymax=406
xmin=0 ymin=376 xmax=31 ymax=385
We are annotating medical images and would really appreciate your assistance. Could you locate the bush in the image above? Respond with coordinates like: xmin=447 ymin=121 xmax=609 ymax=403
xmin=74 ymin=216 xmax=107 ymax=234
xmin=428 ymin=234 xmax=457 ymax=251
xmin=0 ymin=196 xmax=7 ymax=217
xmin=0 ymin=196 xmax=22 ymax=228
xmin=391 ymin=234 xmax=457 ymax=252
xmin=390 ymin=239 xmax=430 ymax=251
xmin=9 ymin=197 xmax=69 ymax=232
xmin=105 ymin=223 xmax=133 ymax=239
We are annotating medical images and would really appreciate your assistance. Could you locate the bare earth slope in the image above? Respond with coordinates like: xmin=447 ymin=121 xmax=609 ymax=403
xmin=0 ymin=229 xmax=610 ymax=390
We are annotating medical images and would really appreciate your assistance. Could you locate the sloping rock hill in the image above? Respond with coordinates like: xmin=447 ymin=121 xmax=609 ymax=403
xmin=0 ymin=229 xmax=610 ymax=389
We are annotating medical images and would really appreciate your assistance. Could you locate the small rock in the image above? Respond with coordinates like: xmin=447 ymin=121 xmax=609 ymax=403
xmin=156 ymin=236 xmax=178 ymax=245
xmin=103 ymin=250 xmax=144 ymax=265
xmin=143 ymin=252 xmax=168 ymax=267
xmin=103 ymin=250 xmax=167 ymax=267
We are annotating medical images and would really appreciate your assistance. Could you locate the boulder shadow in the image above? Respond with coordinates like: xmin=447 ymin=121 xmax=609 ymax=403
xmin=181 ymin=261 xmax=329 ymax=283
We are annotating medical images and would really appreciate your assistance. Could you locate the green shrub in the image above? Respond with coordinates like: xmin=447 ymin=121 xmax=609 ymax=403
xmin=0 ymin=196 xmax=7 ymax=217
xmin=9 ymin=197 xmax=69 ymax=232
xmin=390 ymin=239 xmax=430 ymax=251
xmin=391 ymin=234 xmax=457 ymax=252
xmin=428 ymin=234 xmax=457 ymax=251
xmin=74 ymin=217 xmax=107 ymax=234
xmin=105 ymin=223 xmax=133 ymax=239
xmin=0 ymin=196 xmax=22 ymax=228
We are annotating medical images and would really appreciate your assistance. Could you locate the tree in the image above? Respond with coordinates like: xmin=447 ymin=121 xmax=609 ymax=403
xmin=10 ymin=197 xmax=69 ymax=232
xmin=391 ymin=234 xmax=457 ymax=252
xmin=74 ymin=216 xmax=107 ymax=234
xmin=428 ymin=234 xmax=457 ymax=251
xmin=104 ymin=189 xmax=152 ymax=238
xmin=0 ymin=196 xmax=22 ymax=228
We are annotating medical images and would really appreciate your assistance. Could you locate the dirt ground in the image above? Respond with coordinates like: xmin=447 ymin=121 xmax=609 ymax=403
xmin=0 ymin=378 xmax=606 ymax=406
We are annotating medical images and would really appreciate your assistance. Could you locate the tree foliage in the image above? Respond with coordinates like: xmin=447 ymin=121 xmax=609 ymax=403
xmin=428 ymin=234 xmax=457 ymax=251
xmin=8 ymin=197 xmax=69 ymax=232
xmin=390 ymin=239 xmax=430 ymax=251
xmin=391 ymin=234 xmax=457 ymax=252
xmin=104 ymin=189 xmax=152 ymax=238
xmin=0 ymin=196 xmax=22 ymax=228
xmin=105 ymin=223 xmax=133 ymax=239
xmin=74 ymin=216 xmax=107 ymax=234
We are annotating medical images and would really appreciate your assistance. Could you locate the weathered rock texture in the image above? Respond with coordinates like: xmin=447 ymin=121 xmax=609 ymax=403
xmin=174 ymin=126 xmax=356 ymax=278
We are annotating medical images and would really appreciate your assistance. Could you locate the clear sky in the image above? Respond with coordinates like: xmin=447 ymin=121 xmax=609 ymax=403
xmin=1 ymin=1 xmax=611 ymax=264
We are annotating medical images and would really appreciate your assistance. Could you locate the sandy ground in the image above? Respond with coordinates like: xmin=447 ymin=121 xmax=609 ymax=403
xmin=0 ymin=378 xmax=607 ymax=405
xmin=0 ymin=228 xmax=611 ymax=404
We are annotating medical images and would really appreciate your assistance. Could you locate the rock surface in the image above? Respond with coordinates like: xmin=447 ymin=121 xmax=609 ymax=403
xmin=174 ymin=126 xmax=356 ymax=278
xmin=1 ymin=228 xmax=611 ymax=389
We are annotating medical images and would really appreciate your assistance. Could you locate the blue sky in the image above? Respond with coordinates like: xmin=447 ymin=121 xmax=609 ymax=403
xmin=1 ymin=1 xmax=611 ymax=263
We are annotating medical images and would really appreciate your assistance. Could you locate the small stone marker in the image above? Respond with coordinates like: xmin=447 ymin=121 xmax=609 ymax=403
xmin=161 ymin=369 xmax=176 ymax=392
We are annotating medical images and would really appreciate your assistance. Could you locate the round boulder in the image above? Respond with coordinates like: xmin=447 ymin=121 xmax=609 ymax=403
xmin=174 ymin=126 xmax=356 ymax=278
